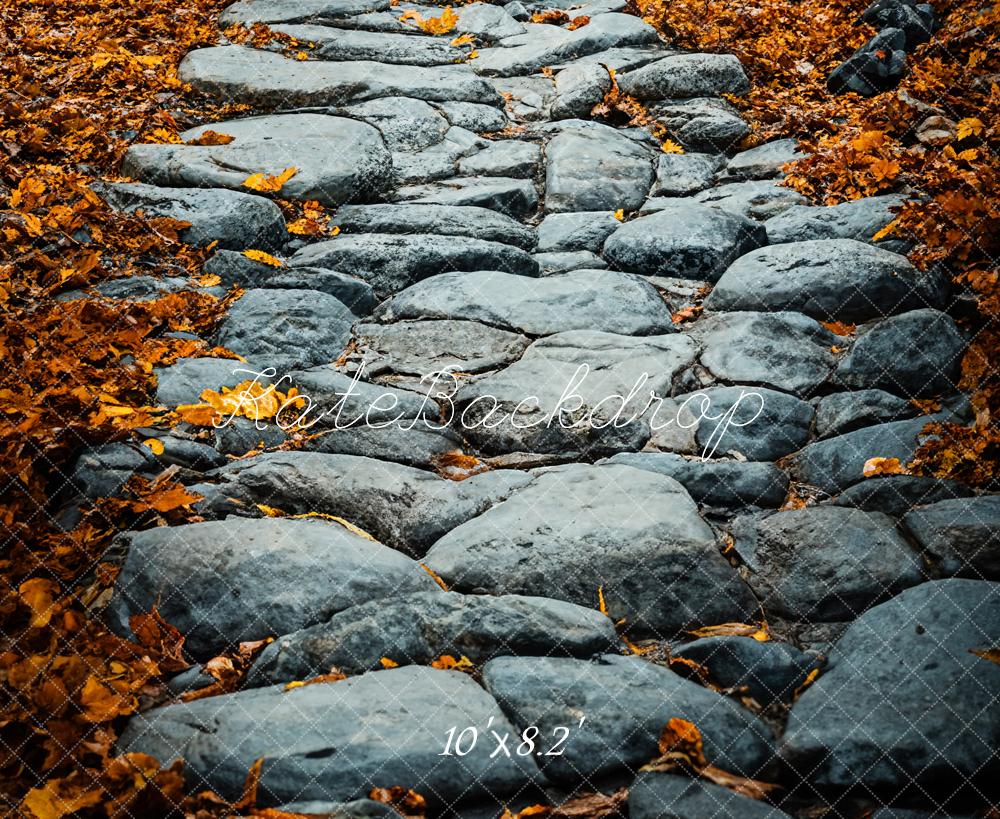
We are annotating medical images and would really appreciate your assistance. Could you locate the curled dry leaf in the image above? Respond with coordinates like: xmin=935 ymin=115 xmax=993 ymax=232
xmin=862 ymin=456 xmax=908 ymax=477
xmin=369 ymin=786 xmax=427 ymax=818
xmin=242 ymin=166 xmax=298 ymax=193
xmin=186 ymin=129 xmax=235 ymax=145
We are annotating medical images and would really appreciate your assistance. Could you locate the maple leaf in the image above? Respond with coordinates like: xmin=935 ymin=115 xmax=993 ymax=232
xmin=186 ymin=129 xmax=235 ymax=145
xmin=399 ymin=7 xmax=458 ymax=34
xmin=955 ymin=117 xmax=985 ymax=140
xmin=242 ymin=166 xmax=298 ymax=192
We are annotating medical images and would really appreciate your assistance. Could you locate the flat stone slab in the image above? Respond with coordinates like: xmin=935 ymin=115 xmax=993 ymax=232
xmin=248 ymin=591 xmax=618 ymax=683
xmin=603 ymin=203 xmax=766 ymax=282
xmin=691 ymin=179 xmax=809 ymax=220
xmin=688 ymin=311 xmax=839 ymax=396
xmin=155 ymin=356 xmax=263 ymax=407
xmin=453 ymin=330 xmax=697 ymax=454
xmin=535 ymin=210 xmax=621 ymax=252
xmin=220 ymin=0 xmax=392 ymax=25
xmin=781 ymin=579 xmax=1000 ymax=792
xmin=650 ymin=152 xmax=724 ymax=196
xmin=814 ymin=389 xmax=916 ymax=439
xmin=765 ymin=193 xmax=909 ymax=250
xmin=273 ymin=24 xmax=467 ymax=66
xmin=118 ymin=667 xmax=541 ymax=806
xmin=482 ymin=655 xmax=775 ymax=784
xmin=350 ymin=319 xmax=530 ymax=378
xmin=202 ymin=451 xmax=532 ymax=555
xmin=332 ymin=203 xmax=536 ymax=250
xmin=604 ymin=452 xmax=789 ymax=509
xmin=392 ymin=175 xmax=539 ymax=218
xmin=123 ymin=113 xmax=392 ymax=208
xmin=289 ymin=233 xmax=539 ymax=296
xmin=903 ymin=496 xmax=1000 ymax=579
xmin=424 ymin=463 xmax=757 ymax=636
xmin=732 ymin=507 xmax=925 ymax=621
xmin=458 ymin=140 xmax=541 ymax=178
xmin=374 ymin=269 xmax=674 ymax=336
xmin=214 ymin=288 xmax=354 ymax=371
xmin=650 ymin=97 xmax=749 ymax=153
xmin=178 ymin=46 xmax=501 ymax=108
xmin=107 ymin=518 xmax=439 ymax=659
xmin=705 ymin=239 xmax=943 ymax=323
xmin=545 ymin=121 xmax=655 ymax=212
xmin=630 ymin=772 xmax=791 ymax=819
xmin=726 ymin=138 xmax=803 ymax=179
xmin=617 ymin=53 xmax=750 ymax=100
xmin=337 ymin=97 xmax=450 ymax=152
xmin=94 ymin=182 xmax=286 ymax=250
xmin=472 ymin=14 xmax=658 ymax=77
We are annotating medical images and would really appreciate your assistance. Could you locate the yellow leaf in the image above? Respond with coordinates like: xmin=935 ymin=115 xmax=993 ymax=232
xmin=289 ymin=511 xmax=376 ymax=541
xmin=142 ymin=438 xmax=165 ymax=456
xmin=242 ymin=249 xmax=284 ymax=267
xmin=380 ymin=657 xmax=399 ymax=668
xmin=613 ymin=209 xmax=624 ymax=221
xmin=80 ymin=675 xmax=132 ymax=722
xmin=242 ymin=166 xmax=298 ymax=192
xmin=597 ymin=585 xmax=609 ymax=615
xmin=22 ymin=781 xmax=104 ymax=819
xmin=862 ymin=456 xmax=907 ymax=477
xmin=256 ymin=504 xmax=285 ymax=517
xmin=956 ymin=117 xmax=984 ymax=140
xmin=661 ymin=139 xmax=684 ymax=154
xmin=19 ymin=578 xmax=58 ymax=629
xmin=450 ymin=33 xmax=475 ymax=47
xmin=431 ymin=654 xmax=475 ymax=672
xmin=792 ymin=667 xmax=821 ymax=701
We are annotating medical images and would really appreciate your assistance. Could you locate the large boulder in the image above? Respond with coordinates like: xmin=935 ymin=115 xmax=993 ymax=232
xmin=903 ymin=496 xmax=1000 ymax=579
xmin=424 ymin=463 xmax=758 ymax=636
xmin=123 ymin=113 xmax=392 ymax=207
xmin=248 ymin=591 xmax=618 ymax=683
xmin=482 ymin=655 xmax=776 ymax=784
xmin=271 ymin=24 xmax=466 ymax=66
xmin=107 ymin=518 xmax=439 ymax=659
xmin=705 ymin=239 xmax=942 ymax=323
xmin=535 ymin=210 xmax=621 ymax=253
xmin=603 ymin=203 xmax=766 ymax=281
xmin=118 ymin=667 xmax=542 ymax=806
xmin=764 ymin=194 xmax=908 ymax=249
xmin=220 ymin=0 xmax=392 ymax=25
xmin=732 ymin=507 xmax=925 ymax=621
xmin=373 ymin=269 xmax=673 ymax=336
xmin=782 ymin=579 xmax=1000 ymax=792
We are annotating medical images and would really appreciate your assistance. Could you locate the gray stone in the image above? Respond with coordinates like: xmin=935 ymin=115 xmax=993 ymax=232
xmin=764 ymin=193 xmax=908 ymax=249
xmin=551 ymin=63 xmax=612 ymax=119
xmin=456 ymin=2 xmax=526 ymax=41
xmin=726 ymin=138 xmax=803 ymax=179
xmin=551 ymin=45 xmax=669 ymax=73
xmin=220 ymin=0 xmax=391 ymax=25
xmin=333 ymin=203 xmax=536 ymax=250
xmin=603 ymin=452 xmax=789 ymax=509
xmin=273 ymin=25 xmax=465 ymax=67
xmin=692 ymin=179 xmax=809 ymax=220
xmin=733 ymin=507 xmax=925 ymax=621
xmin=350 ymin=320 xmax=530 ymax=378
xmin=375 ymin=269 xmax=674 ymax=336
xmin=204 ymin=451 xmax=532 ymax=555
xmin=393 ymin=175 xmax=539 ymax=218
xmin=690 ymin=311 xmax=838 ymax=395
xmin=815 ymin=389 xmax=916 ymax=438
xmin=67 ymin=443 xmax=155 ymax=501
xmin=491 ymin=75 xmax=556 ymax=120
xmin=832 ymin=475 xmax=975 ymax=518
xmin=389 ymin=124 xmax=487 ymax=184
xmin=274 ymin=800 xmax=396 ymax=819
xmin=337 ymin=96 xmax=449 ymax=151
xmin=107 ymin=517 xmax=439 ymax=659
xmin=673 ymin=636 xmax=820 ymax=705
xmin=705 ymin=239 xmax=942 ymax=322
xmin=452 ymin=330 xmax=697 ymax=455
xmin=828 ymin=28 xmax=908 ymax=97
xmin=289 ymin=233 xmax=539 ymax=296
xmin=472 ymin=14 xmax=658 ymax=77
xmin=438 ymin=101 xmax=511 ymax=132
xmin=482 ymin=655 xmax=775 ymax=783
xmin=791 ymin=416 xmax=943 ymax=495
xmin=213 ymin=417 xmax=287 ymax=456
xmin=118 ymin=666 xmax=541 ymax=806
xmin=535 ymin=210 xmax=620 ymax=252
xmin=650 ymin=152 xmax=723 ymax=196
xmin=782 ymin=579 xmax=1000 ymax=790
xmin=650 ymin=97 xmax=749 ymax=153
xmin=459 ymin=140 xmax=542 ymax=177
xmin=603 ymin=203 xmax=766 ymax=281
xmin=123 ymin=113 xmax=392 ymax=208
xmin=630 ymin=773 xmax=791 ymax=819
xmin=862 ymin=0 xmax=938 ymax=49
xmin=95 ymin=182 xmax=285 ymax=251
xmin=617 ymin=53 xmax=750 ymax=100
xmin=534 ymin=250 xmax=606 ymax=274
xmin=301 ymin=421 xmax=463 ymax=468
xmin=248 ymin=591 xmax=618 ymax=683
xmin=425 ymin=463 xmax=757 ymax=635
xmin=544 ymin=122 xmax=654 ymax=212
xmin=903 ymin=496 xmax=1000 ymax=579
xmin=178 ymin=46 xmax=502 ymax=107
xmin=155 ymin=357 xmax=264 ymax=407
xmin=835 ymin=309 xmax=965 ymax=396
xmin=214 ymin=288 xmax=354 ymax=371
xmin=59 ymin=275 xmax=190 ymax=303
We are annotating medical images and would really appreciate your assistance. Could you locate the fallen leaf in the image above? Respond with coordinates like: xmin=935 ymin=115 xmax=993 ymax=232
xmin=242 ymin=166 xmax=298 ymax=193
xmin=862 ymin=456 xmax=907 ymax=477
xmin=19 ymin=578 xmax=59 ymax=629
xmin=243 ymin=249 xmax=285 ymax=267
xmin=186 ymin=130 xmax=235 ymax=145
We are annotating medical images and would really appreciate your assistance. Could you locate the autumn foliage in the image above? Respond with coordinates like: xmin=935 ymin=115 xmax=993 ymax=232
xmin=632 ymin=0 xmax=1000 ymax=485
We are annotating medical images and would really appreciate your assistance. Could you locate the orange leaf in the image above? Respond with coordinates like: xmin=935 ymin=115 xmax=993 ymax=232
xmin=242 ymin=166 xmax=298 ymax=193
xmin=186 ymin=129 xmax=235 ymax=145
